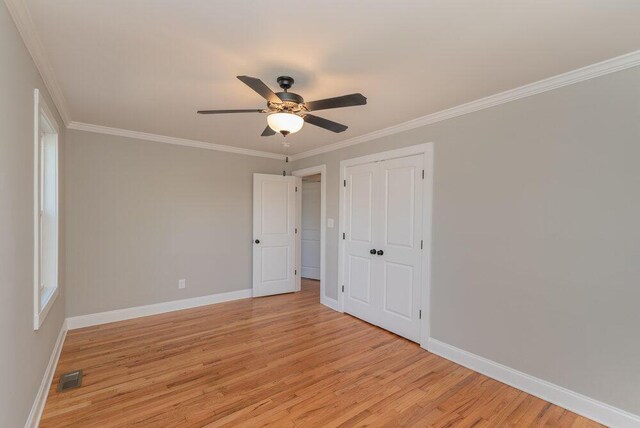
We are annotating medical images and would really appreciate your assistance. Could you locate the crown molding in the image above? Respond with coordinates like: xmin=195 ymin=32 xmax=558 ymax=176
xmin=67 ymin=122 xmax=287 ymax=160
xmin=4 ymin=0 xmax=71 ymax=126
xmin=7 ymin=0 xmax=638 ymax=160
xmin=290 ymin=50 xmax=640 ymax=161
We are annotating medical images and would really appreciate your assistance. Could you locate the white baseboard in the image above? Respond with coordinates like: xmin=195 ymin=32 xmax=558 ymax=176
xmin=66 ymin=289 xmax=252 ymax=330
xmin=25 ymin=319 xmax=68 ymax=428
xmin=301 ymin=267 xmax=320 ymax=280
xmin=426 ymin=338 xmax=640 ymax=428
xmin=25 ymin=290 xmax=252 ymax=426
xmin=26 ymin=302 xmax=640 ymax=428
xmin=320 ymin=297 xmax=342 ymax=312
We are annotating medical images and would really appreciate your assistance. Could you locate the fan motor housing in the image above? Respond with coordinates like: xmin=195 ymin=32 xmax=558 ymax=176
xmin=270 ymin=91 xmax=306 ymax=113
xmin=276 ymin=92 xmax=304 ymax=104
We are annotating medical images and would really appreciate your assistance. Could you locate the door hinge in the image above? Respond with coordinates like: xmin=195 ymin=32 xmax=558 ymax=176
xmin=344 ymin=179 xmax=346 ymax=187
xmin=295 ymin=227 xmax=298 ymax=234
xmin=422 ymin=169 xmax=424 ymax=179
xmin=419 ymin=309 xmax=422 ymax=319
xmin=421 ymin=239 xmax=423 ymax=249
xmin=295 ymin=186 xmax=298 ymax=192
xmin=342 ymin=285 xmax=345 ymax=293
xmin=295 ymin=269 xmax=297 ymax=275
xmin=342 ymin=232 xmax=346 ymax=240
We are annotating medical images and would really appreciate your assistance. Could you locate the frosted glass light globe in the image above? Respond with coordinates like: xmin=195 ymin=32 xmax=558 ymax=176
xmin=267 ymin=113 xmax=304 ymax=135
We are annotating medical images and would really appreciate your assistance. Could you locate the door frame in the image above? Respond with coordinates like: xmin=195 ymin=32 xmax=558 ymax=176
xmin=338 ymin=143 xmax=434 ymax=348
xmin=292 ymin=165 xmax=327 ymax=305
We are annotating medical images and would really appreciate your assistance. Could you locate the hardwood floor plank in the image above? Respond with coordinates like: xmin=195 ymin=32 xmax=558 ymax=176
xmin=40 ymin=280 xmax=603 ymax=427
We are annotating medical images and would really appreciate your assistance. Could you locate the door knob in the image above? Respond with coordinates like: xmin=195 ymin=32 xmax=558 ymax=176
xmin=370 ymin=249 xmax=377 ymax=254
xmin=377 ymin=250 xmax=384 ymax=256
xmin=254 ymin=239 xmax=260 ymax=244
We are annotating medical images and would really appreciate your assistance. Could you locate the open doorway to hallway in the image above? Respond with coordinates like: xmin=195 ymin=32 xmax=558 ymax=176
xmin=292 ymin=165 xmax=326 ymax=304
xmin=300 ymin=174 xmax=321 ymax=295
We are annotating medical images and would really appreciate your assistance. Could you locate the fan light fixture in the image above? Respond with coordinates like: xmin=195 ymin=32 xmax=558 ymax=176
xmin=197 ymin=75 xmax=367 ymax=138
xmin=267 ymin=112 xmax=304 ymax=136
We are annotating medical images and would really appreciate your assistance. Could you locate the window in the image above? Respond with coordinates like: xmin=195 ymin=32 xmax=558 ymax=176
xmin=33 ymin=89 xmax=59 ymax=330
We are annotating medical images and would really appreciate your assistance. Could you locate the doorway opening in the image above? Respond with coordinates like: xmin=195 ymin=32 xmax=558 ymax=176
xmin=292 ymin=165 xmax=326 ymax=304
xmin=301 ymin=174 xmax=321 ymax=284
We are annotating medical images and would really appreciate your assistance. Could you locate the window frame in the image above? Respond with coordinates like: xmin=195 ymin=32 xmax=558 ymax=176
xmin=33 ymin=89 xmax=59 ymax=330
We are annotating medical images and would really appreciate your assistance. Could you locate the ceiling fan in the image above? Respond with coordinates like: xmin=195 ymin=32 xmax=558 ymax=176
xmin=197 ymin=76 xmax=367 ymax=137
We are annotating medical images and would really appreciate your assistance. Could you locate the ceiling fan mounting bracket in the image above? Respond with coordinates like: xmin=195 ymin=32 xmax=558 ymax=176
xmin=277 ymin=76 xmax=294 ymax=91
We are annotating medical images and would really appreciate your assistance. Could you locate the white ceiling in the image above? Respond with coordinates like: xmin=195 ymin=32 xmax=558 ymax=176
xmin=25 ymin=0 xmax=640 ymax=155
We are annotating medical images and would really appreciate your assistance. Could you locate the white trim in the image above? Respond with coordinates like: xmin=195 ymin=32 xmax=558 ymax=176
xmin=35 ymin=287 xmax=59 ymax=331
xmin=33 ymin=89 xmax=40 ymax=329
xmin=427 ymin=338 xmax=640 ymax=428
xmin=295 ymin=175 xmax=302 ymax=292
xmin=4 ymin=0 xmax=71 ymax=125
xmin=66 ymin=289 xmax=252 ymax=330
xmin=292 ymin=165 xmax=327 ymax=304
xmin=320 ymin=297 xmax=341 ymax=312
xmin=25 ymin=319 xmax=67 ymax=428
xmin=33 ymin=89 xmax=60 ymax=330
xmin=67 ymin=122 xmax=287 ymax=160
xmin=338 ymin=143 xmax=434 ymax=167
xmin=301 ymin=267 xmax=320 ymax=279
xmin=290 ymin=50 xmax=640 ymax=161
xmin=337 ymin=143 xmax=434 ymax=343
xmin=36 ymin=89 xmax=59 ymax=134
xmin=6 ymin=0 xmax=639 ymax=160
xmin=419 ymin=145 xmax=434 ymax=347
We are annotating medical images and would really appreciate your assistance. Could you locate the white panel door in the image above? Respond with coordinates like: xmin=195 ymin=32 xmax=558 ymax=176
xmin=343 ymin=154 xmax=423 ymax=342
xmin=301 ymin=181 xmax=321 ymax=279
xmin=343 ymin=162 xmax=380 ymax=325
xmin=377 ymin=154 xmax=423 ymax=342
xmin=253 ymin=174 xmax=297 ymax=297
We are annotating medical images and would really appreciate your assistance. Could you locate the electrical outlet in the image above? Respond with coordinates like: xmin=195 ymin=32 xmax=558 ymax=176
xmin=178 ymin=279 xmax=186 ymax=289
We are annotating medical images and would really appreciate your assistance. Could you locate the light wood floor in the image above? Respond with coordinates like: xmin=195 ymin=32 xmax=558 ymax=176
xmin=42 ymin=280 xmax=602 ymax=427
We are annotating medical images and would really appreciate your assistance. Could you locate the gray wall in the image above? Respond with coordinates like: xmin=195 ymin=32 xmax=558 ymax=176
xmin=292 ymin=66 xmax=640 ymax=414
xmin=0 ymin=3 xmax=67 ymax=426
xmin=65 ymin=130 xmax=284 ymax=316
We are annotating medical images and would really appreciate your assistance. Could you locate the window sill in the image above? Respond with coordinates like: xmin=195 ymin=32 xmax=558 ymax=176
xmin=34 ymin=286 xmax=59 ymax=330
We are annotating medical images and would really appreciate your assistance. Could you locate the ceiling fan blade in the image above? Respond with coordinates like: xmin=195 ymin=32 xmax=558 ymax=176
xmin=237 ymin=76 xmax=281 ymax=103
xmin=197 ymin=109 xmax=264 ymax=114
xmin=261 ymin=125 xmax=276 ymax=137
xmin=305 ymin=93 xmax=367 ymax=111
xmin=303 ymin=114 xmax=348 ymax=133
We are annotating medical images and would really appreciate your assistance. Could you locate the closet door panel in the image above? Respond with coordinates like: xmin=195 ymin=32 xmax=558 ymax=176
xmin=377 ymin=154 xmax=424 ymax=342
xmin=343 ymin=163 xmax=380 ymax=324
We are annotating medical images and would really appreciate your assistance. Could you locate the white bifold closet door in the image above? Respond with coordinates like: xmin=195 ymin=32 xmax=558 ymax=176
xmin=344 ymin=154 xmax=423 ymax=342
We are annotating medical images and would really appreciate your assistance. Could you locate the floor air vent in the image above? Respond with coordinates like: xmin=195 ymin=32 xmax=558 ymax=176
xmin=57 ymin=370 xmax=83 ymax=392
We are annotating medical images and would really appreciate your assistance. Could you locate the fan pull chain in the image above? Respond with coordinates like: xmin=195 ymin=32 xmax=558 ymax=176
xmin=282 ymin=138 xmax=290 ymax=176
